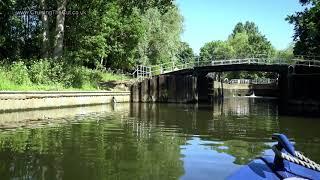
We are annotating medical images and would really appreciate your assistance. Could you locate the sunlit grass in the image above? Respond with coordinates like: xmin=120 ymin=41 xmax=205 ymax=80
xmin=0 ymin=68 xmax=132 ymax=91
xmin=100 ymin=72 xmax=131 ymax=82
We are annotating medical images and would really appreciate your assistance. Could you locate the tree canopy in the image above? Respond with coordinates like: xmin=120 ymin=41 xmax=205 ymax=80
xmin=0 ymin=0 xmax=184 ymax=70
xmin=200 ymin=21 xmax=275 ymax=61
xmin=177 ymin=42 xmax=195 ymax=64
xmin=287 ymin=0 xmax=320 ymax=57
xmin=199 ymin=21 xmax=277 ymax=79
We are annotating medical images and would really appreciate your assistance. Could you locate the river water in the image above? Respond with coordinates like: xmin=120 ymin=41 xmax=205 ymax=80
xmin=0 ymin=98 xmax=319 ymax=180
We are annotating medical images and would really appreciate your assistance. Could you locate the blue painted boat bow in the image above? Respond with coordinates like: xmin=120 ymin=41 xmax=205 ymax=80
xmin=228 ymin=134 xmax=320 ymax=180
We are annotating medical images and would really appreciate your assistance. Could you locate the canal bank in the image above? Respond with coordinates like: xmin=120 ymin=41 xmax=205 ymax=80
xmin=0 ymin=91 xmax=130 ymax=112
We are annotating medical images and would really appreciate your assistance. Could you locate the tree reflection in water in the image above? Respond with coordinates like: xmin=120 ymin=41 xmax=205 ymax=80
xmin=0 ymin=98 xmax=319 ymax=179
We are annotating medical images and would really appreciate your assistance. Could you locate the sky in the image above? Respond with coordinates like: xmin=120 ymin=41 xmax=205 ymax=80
xmin=175 ymin=0 xmax=305 ymax=54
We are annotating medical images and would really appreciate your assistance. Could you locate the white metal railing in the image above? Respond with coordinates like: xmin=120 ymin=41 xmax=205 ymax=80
xmin=291 ymin=59 xmax=320 ymax=67
xmin=132 ymin=65 xmax=152 ymax=81
xmin=229 ymin=78 xmax=277 ymax=85
xmin=133 ymin=58 xmax=320 ymax=80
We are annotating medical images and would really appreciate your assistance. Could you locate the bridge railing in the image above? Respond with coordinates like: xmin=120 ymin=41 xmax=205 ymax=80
xmin=133 ymin=58 xmax=320 ymax=80
xmin=194 ymin=58 xmax=290 ymax=68
xmin=210 ymin=58 xmax=289 ymax=66
xmin=132 ymin=65 xmax=152 ymax=81
xmin=292 ymin=59 xmax=320 ymax=67
xmin=229 ymin=78 xmax=277 ymax=85
xmin=149 ymin=61 xmax=195 ymax=75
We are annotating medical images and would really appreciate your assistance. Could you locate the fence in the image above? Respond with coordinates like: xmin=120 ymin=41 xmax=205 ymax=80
xmin=229 ymin=78 xmax=277 ymax=85
xmin=132 ymin=57 xmax=320 ymax=81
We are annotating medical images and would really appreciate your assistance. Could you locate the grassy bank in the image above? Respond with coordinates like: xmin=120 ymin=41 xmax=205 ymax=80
xmin=0 ymin=60 xmax=132 ymax=91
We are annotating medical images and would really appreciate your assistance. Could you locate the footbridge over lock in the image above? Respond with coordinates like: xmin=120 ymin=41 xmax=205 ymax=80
xmin=131 ymin=58 xmax=320 ymax=115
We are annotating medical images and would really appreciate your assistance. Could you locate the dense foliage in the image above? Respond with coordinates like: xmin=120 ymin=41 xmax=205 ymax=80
xmin=0 ymin=60 xmax=130 ymax=90
xmin=177 ymin=42 xmax=195 ymax=64
xmin=200 ymin=21 xmax=275 ymax=61
xmin=287 ymin=0 xmax=320 ymax=57
xmin=2 ymin=0 xmax=314 ymax=87
xmin=199 ymin=21 xmax=279 ymax=79
xmin=0 ymin=0 xmax=186 ymax=71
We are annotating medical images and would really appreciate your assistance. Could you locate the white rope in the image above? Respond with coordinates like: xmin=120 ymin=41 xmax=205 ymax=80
xmin=295 ymin=151 xmax=320 ymax=169
xmin=272 ymin=146 xmax=320 ymax=172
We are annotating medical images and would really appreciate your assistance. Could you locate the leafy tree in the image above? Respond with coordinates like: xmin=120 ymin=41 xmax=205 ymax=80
xmin=275 ymin=44 xmax=294 ymax=62
xmin=136 ymin=7 xmax=183 ymax=66
xmin=200 ymin=22 xmax=276 ymax=79
xmin=200 ymin=41 xmax=234 ymax=61
xmin=228 ymin=32 xmax=251 ymax=58
xmin=0 ymin=0 xmax=42 ymax=59
xmin=177 ymin=42 xmax=194 ymax=64
xmin=64 ymin=1 xmax=182 ymax=70
xmin=1 ymin=0 xmax=183 ymax=71
xmin=117 ymin=0 xmax=175 ymax=14
xmin=231 ymin=22 xmax=259 ymax=38
xmin=201 ymin=22 xmax=274 ymax=62
xmin=64 ymin=2 xmax=142 ymax=69
xmin=287 ymin=0 xmax=320 ymax=57
xmin=229 ymin=21 xmax=274 ymax=57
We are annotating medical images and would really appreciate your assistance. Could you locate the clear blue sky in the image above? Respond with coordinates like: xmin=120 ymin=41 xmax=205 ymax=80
xmin=175 ymin=0 xmax=305 ymax=54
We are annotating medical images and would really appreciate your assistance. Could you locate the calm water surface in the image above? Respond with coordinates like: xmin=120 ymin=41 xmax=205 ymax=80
xmin=0 ymin=98 xmax=319 ymax=180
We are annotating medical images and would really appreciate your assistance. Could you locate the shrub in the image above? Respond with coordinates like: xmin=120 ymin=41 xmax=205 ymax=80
xmin=0 ymin=58 xmax=130 ymax=90
xmin=29 ymin=60 xmax=51 ymax=84
xmin=68 ymin=66 xmax=90 ymax=88
xmin=67 ymin=67 xmax=103 ymax=88
xmin=89 ymin=69 xmax=103 ymax=87
xmin=10 ymin=61 xmax=31 ymax=85
xmin=46 ymin=61 xmax=73 ymax=87
xmin=0 ymin=68 xmax=15 ymax=90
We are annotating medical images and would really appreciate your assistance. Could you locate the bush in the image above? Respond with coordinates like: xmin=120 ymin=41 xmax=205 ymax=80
xmin=89 ymin=70 xmax=103 ymax=87
xmin=0 ymin=58 xmax=130 ymax=90
xmin=29 ymin=60 xmax=51 ymax=84
xmin=10 ymin=62 xmax=31 ymax=85
xmin=68 ymin=67 xmax=103 ymax=88
xmin=45 ymin=61 xmax=75 ymax=87
xmin=0 ymin=68 xmax=16 ymax=90
xmin=69 ymin=66 xmax=90 ymax=88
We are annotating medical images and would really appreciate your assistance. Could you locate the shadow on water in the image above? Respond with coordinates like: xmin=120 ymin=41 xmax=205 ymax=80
xmin=0 ymin=98 xmax=319 ymax=179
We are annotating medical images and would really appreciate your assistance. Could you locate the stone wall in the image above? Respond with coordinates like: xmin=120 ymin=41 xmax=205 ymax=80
xmin=0 ymin=103 xmax=130 ymax=129
xmin=0 ymin=91 xmax=130 ymax=112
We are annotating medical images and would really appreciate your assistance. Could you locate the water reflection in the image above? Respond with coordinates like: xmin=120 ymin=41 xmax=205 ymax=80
xmin=0 ymin=98 xmax=318 ymax=179
xmin=180 ymin=137 xmax=240 ymax=180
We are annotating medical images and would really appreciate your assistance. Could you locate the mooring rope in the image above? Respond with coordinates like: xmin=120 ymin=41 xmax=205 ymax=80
xmin=272 ymin=146 xmax=320 ymax=172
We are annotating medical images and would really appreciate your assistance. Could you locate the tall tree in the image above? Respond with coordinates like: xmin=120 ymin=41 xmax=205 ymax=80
xmin=53 ymin=0 xmax=67 ymax=59
xmin=1 ymin=0 xmax=183 ymax=71
xmin=117 ymin=0 xmax=174 ymax=14
xmin=287 ymin=0 xmax=320 ymax=57
xmin=39 ymin=0 xmax=50 ymax=58
xmin=229 ymin=21 xmax=274 ymax=57
xmin=136 ymin=7 xmax=183 ymax=66
xmin=200 ymin=22 xmax=275 ymax=79
xmin=0 ymin=0 xmax=16 ymax=58
xmin=227 ymin=33 xmax=251 ymax=58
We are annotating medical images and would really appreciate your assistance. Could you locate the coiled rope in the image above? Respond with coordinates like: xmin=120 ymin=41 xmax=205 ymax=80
xmin=272 ymin=146 xmax=320 ymax=172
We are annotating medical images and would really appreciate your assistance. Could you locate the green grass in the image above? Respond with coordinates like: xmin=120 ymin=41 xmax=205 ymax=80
xmin=100 ymin=72 xmax=131 ymax=82
xmin=0 ymin=67 xmax=132 ymax=91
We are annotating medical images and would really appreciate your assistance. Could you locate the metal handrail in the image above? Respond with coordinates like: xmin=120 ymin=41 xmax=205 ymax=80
xmin=134 ymin=58 xmax=320 ymax=80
